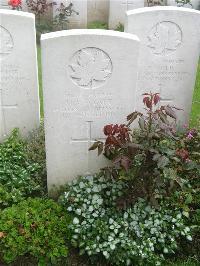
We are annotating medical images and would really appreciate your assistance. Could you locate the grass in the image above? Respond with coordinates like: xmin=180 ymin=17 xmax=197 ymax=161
xmin=87 ymin=21 xmax=108 ymax=29
xmin=37 ymin=45 xmax=200 ymax=126
xmin=37 ymin=45 xmax=43 ymax=116
xmin=191 ymin=61 xmax=200 ymax=126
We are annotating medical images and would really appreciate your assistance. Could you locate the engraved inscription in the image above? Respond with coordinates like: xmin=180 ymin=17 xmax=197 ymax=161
xmin=0 ymin=65 xmax=19 ymax=83
xmin=137 ymin=59 xmax=189 ymax=107
xmin=53 ymin=92 xmax=125 ymax=119
xmin=122 ymin=0 xmax=135 ymax=9
xmin=0 ymin=64 xmax=24 ymax=138
xmin=69 ymin=47 xmax=112 ymax=89
xmin=0 ymin=65 xmax=27 ymax=90
xmin=0 ymin=26 xmax=14 ymax=59
xmin=147 ymin=21 xmax=182 ymax=55
xmin=138 ymin=60 xmax=189 ymax=83
xmin=138 ymin=66 xmax=189 ymax=82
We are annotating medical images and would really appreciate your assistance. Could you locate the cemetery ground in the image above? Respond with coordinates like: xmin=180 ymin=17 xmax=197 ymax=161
xmin=1 ymin=10 xmax=200 ymax=266
xmin=0 ymin=58 xmax=200 ymax=265
xmin=0 ymin=101 xmax=200 ymax=266
xmin=0 ymin=36 xmax=200 ymax=266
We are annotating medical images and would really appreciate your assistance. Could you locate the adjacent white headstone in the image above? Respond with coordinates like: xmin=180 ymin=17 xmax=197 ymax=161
xmin=53 ymin=0 xmax=87 ymax=29
xmin=109 ymin=0 xmax=144 ymax=29
xmin=0 ymin=0 xmax=9 ymax=9
xmin=41 ymin=29 xmax=140 ymax=189
xmin=125 ymin=7 xmax=200 ymax=124
xmin=167 ymin=0 xmax=200 ymax=10
xmin=0 ymin=10 xmax=40 ymax=141
xmin=87 ymin=0 xmax=109 ymax=25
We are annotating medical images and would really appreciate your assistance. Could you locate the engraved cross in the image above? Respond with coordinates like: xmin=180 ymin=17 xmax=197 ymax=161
xmin=158 ymin=84 xmax=174 ymax=105
xmin=71 ymin=121 xmax=105 ymax=173
xmin=0 ymin=89 xmax=18 ymax=138
xmin=122 ymin=0 xmax=135 ymax=9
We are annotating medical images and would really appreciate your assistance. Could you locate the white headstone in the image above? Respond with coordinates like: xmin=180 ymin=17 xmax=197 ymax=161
xmin=109 ymin=0 xmax=144 ymax=29
xmin=53 ymin=0 xmax=87 ymax=29
xmin=167 ymin=0 xmax=200 ymax=10
xmin=41 ymin=29 xmax=140 ymax=189
xmin=0 ymin=10 xmax=40 ymax=141
xmin=0 ymin=0 xmax=9 ymax=9
xmin=125 ymin=7 xmax=200 ymax=124
xmin=87 ymin=0 xmax=109 ymax=25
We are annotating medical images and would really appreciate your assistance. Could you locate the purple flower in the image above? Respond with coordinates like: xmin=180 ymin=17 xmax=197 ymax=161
xmin=187 ymin=132 xmax=194 ymax=139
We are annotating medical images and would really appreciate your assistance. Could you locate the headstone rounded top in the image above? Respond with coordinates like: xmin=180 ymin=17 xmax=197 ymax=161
xmin=126 ymin=6 xmax=200 ymax=16
xmin=0 ymin=9 xmax=35 ymax=19
xmin=41 ymin=29 xmax=140 ymax=43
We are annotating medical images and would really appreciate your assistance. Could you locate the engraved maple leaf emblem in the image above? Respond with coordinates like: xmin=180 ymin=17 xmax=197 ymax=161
xmin=70 ymin=48 xmax=112 ymax=88
xmin=148 ymin=22 xmax=182 ymax=55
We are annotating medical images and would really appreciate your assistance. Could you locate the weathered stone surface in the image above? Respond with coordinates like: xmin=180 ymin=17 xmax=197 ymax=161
xmin=0 ymin=0 xmax=9 ymax=9
xmin=109 ymin=0 xmax=144 ymax=29
xmin=87 ymin=0 xmax=109 ymax=25
xmin=41 ymin=29 xmax=140 ymax=188
xmin=125 ymin=7 xmax=200 ymax=124
xmin=0 ymin=10 xmax=40 ymax=141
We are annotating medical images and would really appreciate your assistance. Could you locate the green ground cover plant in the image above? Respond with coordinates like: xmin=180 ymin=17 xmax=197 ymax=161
xmin=60 ymin=175 xmax=193 ymax=266
xmin=25 ymin=123 xmax=47 ymax=192
xmin=2 ymin=5 xmax=200 ymax=264
xmin=2 ymin=18 xmax=200 ymax=264
xmin=0 ymin=198 xmax=71 ymax=265
xmin=0 ymin=129 xmax=42 ymax=209
xmin=59 ymin=93 xmax=199 ymax=265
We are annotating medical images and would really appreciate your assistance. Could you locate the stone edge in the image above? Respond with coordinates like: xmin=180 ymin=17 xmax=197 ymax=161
xmin=0 ymin=9 xmax=35 ymax=19
xmin=126 ymin=6 xmax=200 ymax=16
xmin=41 ymin=29 xmax=140 ymax=43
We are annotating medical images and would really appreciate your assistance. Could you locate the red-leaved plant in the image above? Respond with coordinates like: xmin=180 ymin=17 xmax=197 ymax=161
xmin=90 ymin=92 xmax=183 ymax=206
